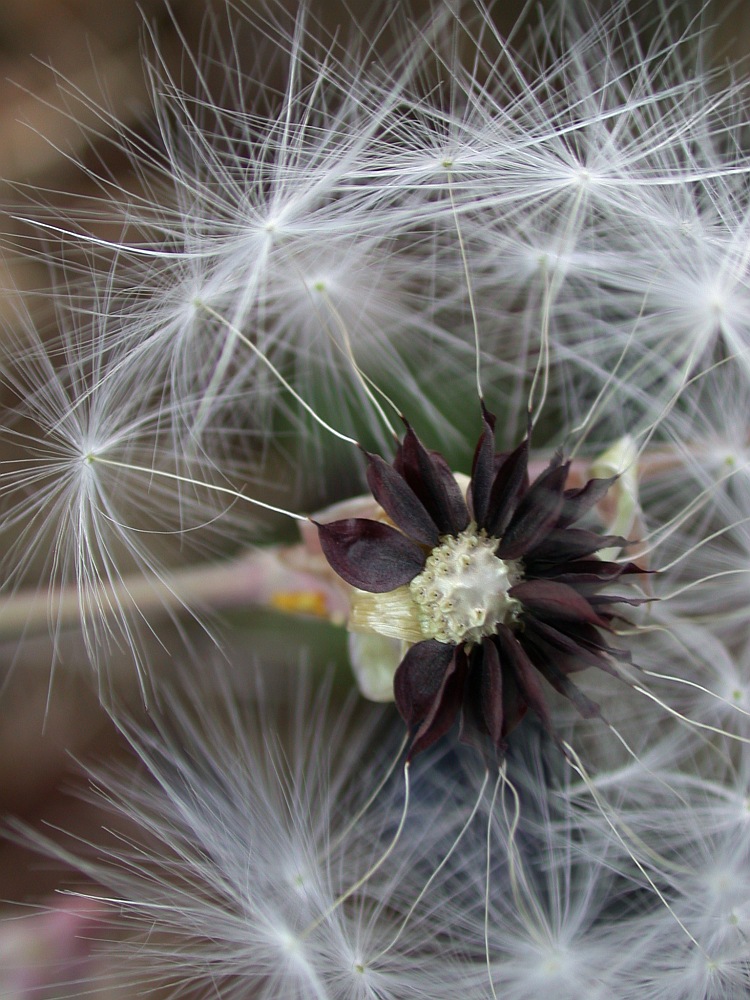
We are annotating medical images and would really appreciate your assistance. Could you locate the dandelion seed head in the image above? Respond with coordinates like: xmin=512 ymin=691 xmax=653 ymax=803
xmin=501 ymin=939 xmax=596 ymax=998
xmin=272 ymin=924 xmax=304 ymax=958
xmin=571 ymin=165 xmax=593 ymax=187
xmin=0 ymin=274 xmax=270 ymax=688
xmin=7 ymin=661 xmax=478 ymax=998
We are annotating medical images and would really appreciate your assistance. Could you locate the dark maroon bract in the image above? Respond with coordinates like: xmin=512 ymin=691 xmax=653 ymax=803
xmin=316 ymin=407 xmax=643 ymax=759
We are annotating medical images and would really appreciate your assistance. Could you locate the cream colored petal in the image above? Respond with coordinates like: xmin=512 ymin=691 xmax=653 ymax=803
xmin=590 ymin=435 xmax=641 ymax=561
xmin=349 ymin=586 xmax=425 ymax=644
xmin=347 ymin=632 xmax=403 ymax=702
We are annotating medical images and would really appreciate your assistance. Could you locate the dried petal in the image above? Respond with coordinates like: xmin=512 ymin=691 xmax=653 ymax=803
xmin=527 ymin=527 xmax=626 ymax=563
xmin=394 ymin=640 xmax=464 ymax=758
xmin=469 ymin=406 xmax=496 ymax=526
xmin=530 ymin=558 xmax=638 ymax=584
xmin=510 ymin=579 xmax=608 ymax=628
xmin=556 ymin=476 xmax=617 ymax=528
xmin=394 ymin=639 xmax=457 ymax=723
xmin=494 ymin=624 xmax=554 ymax=735
xmin=315 ymin=518 xmax=425 ymax=592
xmin=364 ymin=451 xmax=439 ymax=546
xmin=396 ymin=424 xmax=469 ymax=534
xmin=483 ymin=436 xmax=530 ymax=536
xmin=496 ymin=458 xmax=569 ymax=558
xmin=534 ymin=657 xmax=602 ymax=719
xmin=458 ymin=649 xmax=486 ymax=748
xmin=523 ymin=618 xmax=619 ymax=676
xmin=480 ymin=636 xmax=504 ymax=746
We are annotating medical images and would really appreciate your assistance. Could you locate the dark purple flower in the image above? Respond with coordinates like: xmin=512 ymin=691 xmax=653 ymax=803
xmin=315 ymin=408 xmax=644 ymax=759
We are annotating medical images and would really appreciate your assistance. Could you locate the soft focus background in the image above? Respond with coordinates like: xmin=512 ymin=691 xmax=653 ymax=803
xmin=0 ymin=0 xmax=548 ymax=908
xmin=1 ymin=0 xmax=749 ymax=991
xmin=0 ymin=1 xmax=209 ymax=907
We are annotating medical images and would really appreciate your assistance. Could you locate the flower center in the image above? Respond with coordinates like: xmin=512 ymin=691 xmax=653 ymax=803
xmin=409 ymin=524 xmax=519 ymax=645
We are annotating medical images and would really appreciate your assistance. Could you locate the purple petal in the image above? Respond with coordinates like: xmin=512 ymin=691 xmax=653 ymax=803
xmin=553 ymin=617 xmax=633 ymax=661
xmin=409 ymin=669 xmax=466 ymax=758
xmin=526 ymin=528 xmax=626 ymax=563
xmin=316 ymin=518 xmax=425 ymax=592
xmin=395 ymin=424 xmax=469 ymax=535
xmin=484 ymin=436 xmax=530 ymax=536
xmin=556 ymin=476 xmax=617 ymax=528
xmin=458 ymin=649 xmax=488 ymax=749
xmin=480 ymin=636 xmax=504 ymax=746
xmin=460 ymin=641 xmax=526 ymax=753
xmin=587 ymin=593 xmax=651 ymax=608
xmin=533 ymin=658 xmax=602 ymax=719
xmin=498 ymin=665 xmax=528 ymax=740
xmin=523 ymin=620 xmax=634 ymax=689
xmin=394 ymin=640 xmax=464 ymax=759
xmin=364 ymin=451 xmax=439 ymax=546
xmin=461 ymin=662 xmax=527 ymax=747
xmin=530 ymin=558 xmax=637 ymax=584
xmin=494 ymin=624 xmax=554 ymax=735
xmin=510 ymin=579 xmax=608 ymax=628
xmin=496 ymin=458 xmax=569 ymax=559
xmin=522 ymin=618 xmax=621 ymax=677
xmin=394 ymin=639 xmax=458 ymax=725
xmin=469 ymin=406 xmax=496 ymax=527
